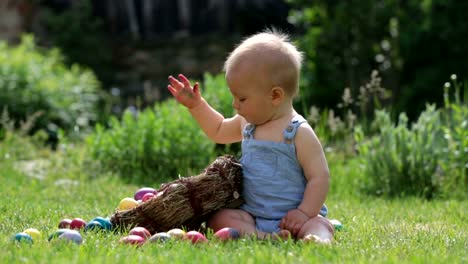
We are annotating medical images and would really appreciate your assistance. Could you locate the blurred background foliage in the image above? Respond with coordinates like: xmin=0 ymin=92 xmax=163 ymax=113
xmin=85 ymin=73 xmax=236 ymax=183
xmin=0 ymin=0 xmax=466 ymax=198
xmin=0 ymin=34 xmax=101 ymax=147
xmin=288 ymin=0 xmax=468 ymax=120
xmin=2 ymin=0 xmax=464 ymax=122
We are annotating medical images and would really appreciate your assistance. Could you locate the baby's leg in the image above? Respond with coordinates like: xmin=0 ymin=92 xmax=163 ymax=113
xmin=208 ymin=209 xmax=273 ymax=239
xmin=208 ymin=209 xmax=256 ymax=235
xmin=297 ymin=215 xmax=334 ymax=244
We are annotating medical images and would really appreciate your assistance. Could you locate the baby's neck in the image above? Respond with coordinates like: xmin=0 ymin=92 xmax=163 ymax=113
xmin=272 ymin=109 xmax=294 ymax=123
xmin=267 ymin=102 xmax=295 ymax=124
xmin=252 ymin=107 xmax=297 ymax=142
xmin=255 ymin=104 xmax=297 ymax=135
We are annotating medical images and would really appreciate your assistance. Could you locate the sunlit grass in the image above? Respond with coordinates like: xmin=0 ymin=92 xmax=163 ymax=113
xmin=0 ymin=145 xmax=466 ymax=264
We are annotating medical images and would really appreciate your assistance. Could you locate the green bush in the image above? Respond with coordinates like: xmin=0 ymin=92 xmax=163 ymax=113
xmin=86 ymin=73 xmax=235 ymax=183
xmin=305 ymin=70 xmax=390 ymax=155
xmin=0 ymin=106 xmax=50 ymax=160
xmin=0 ymin=130 xmax=44 ymax=163
xmin=354 ymin=108 xmax=441 ymax=198
xmin=0 ymin=34 xmax=100 ymax=139
xmin=354 ymin=77 xmax=466 ymax=199
xmin=288 ymin=0 xmax=468 ymax=120
xmin=40 ymin=0 xmax=113 ymax=85
xmin=438 ymin=76 xmax=467 ymax=198
xmin=202 ymin=73 xmax=235 ymax=118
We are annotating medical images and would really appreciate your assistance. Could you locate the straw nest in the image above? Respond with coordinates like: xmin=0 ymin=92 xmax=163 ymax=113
xmin=110 ymin=155 xmax=244 ymax=234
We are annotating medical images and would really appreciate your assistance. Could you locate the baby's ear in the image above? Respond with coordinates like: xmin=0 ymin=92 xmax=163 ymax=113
xmin=271 ymin=86 xmax=285 ymax=105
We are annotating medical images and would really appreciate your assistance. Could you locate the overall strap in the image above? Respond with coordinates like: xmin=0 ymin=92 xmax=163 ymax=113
xmin=243 ymin=123 xmax=256 ymax=139
xmin=283 ymin=115 xmax=307 ymax=144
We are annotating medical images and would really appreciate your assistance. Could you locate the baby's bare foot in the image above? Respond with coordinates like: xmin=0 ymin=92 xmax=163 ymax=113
xmin=302 ymin=234 xmax=332 ymax=245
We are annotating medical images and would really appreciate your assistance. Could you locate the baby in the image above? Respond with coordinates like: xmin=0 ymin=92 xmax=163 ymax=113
xmin=168 ymin=30 xmax=334 ymax=244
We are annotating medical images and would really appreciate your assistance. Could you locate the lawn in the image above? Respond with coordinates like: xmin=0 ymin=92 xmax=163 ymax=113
xmin=0 ymin=147 xmax=466 ymax=264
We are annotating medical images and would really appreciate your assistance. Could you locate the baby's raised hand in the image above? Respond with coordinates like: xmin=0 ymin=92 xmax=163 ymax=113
xmin=168 ymin=74 xmax=202 ymax=109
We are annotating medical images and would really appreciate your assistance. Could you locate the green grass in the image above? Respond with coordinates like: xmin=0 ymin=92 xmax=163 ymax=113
xmin=0 ymin=146 xmax=466 ymax=264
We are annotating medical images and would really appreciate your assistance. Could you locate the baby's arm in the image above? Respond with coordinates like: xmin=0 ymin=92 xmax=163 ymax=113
xmin=295 ymin=124 xmax=330 ymax=217
xmin=168 ymin=74 xmax=243 ymax=144
xmin=279 ymin=124 xmax=330 ymax=235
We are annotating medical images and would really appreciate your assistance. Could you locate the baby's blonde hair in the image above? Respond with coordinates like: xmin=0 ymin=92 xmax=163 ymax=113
xmin=224 ymin=29 xmax=303 ymax=97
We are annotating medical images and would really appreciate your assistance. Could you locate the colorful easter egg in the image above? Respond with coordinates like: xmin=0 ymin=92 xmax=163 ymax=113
xmin=58 ymin=219 xmax=72 ymax=229
xmin=84 ymin=221 xmax=104 ymax=232
xmin=70 ymin=218 xmax=87 ymax=230
xmin=58 ymin=230 xmax=83 ymax=245
xmin=128 ymin=227 xmax=151 ymax=240
xmin=23 ymin=228 xmax=41 ymax=240
xmin=118 ymin=197 xmax=139 ymax=210
xmin=148 ymin=232 xmax=171 ymax=243
xmin=13 ymin=232 xmax=33 ymax=243
xmin=186 ymin=231 xmax=208 ymax=244
xmin=214 ymin=227 xmax=241 ymax=241
xmin=329 ymin=219 xmax=344 ymax=231
xmin=167 ymin=228 xmax=186 ymax=240
xmin=90 ymin=217 xmax=112 ymax=231
xmin=48 ymin=229 xmax=69 ymax=242
xmin=119 ymin=235 xmax=145 ymax=246
xmin=134 ymin=187 xmax=157 ymax=201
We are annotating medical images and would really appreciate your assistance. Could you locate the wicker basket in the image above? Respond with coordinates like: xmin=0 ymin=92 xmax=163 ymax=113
xmin=110 ymin=155 xmax=244 ymax=234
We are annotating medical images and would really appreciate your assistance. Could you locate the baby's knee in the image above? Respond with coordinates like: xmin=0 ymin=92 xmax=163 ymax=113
xmin=316 ymin=216 xmax=334 ymax=232
xmin=298 ymin=215 xmax=334 ymax=239
xmin=207 ymin=209 xmax=251 ymax=230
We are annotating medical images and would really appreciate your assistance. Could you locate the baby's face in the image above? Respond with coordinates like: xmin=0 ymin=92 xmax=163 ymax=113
xmin=226 ymin=66 xmax=275 ymax=125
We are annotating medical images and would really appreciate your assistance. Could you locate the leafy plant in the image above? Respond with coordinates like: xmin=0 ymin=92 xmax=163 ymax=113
xmin=354 ymin=76 xmax=467 ymax=199
xmin=288 ymin=0 xmax=468 ymax=120
xmin=202 ymin=73 xmax=235 ymax=118
xmin=0 ymin=34 xmax=100 ymax=142
xmin=306 ymin=70 xmax=390 ymax=154
xmin=40 ymin=0 xmax=113 ymax=85
xmin=86 ymin=73 xmax=235 ymax=183
xmin=86 ymin=101 xmax=214 ymax=183
xmin=438 ymin=75 xmax=467 ymax=198
xmin=355 ymin=107 xmax=441 ymax=198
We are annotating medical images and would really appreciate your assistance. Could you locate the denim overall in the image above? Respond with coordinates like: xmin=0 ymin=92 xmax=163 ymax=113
xmin=240 ymin=115 xmax=328 ymax=233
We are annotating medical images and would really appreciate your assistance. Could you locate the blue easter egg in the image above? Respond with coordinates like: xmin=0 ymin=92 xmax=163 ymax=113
xmin=84 ymin=221 xmax=104 ymax=232
xmin=13 ymin=232 xmax=33 ymax=243
xmin=330 ymin=219 xmax=344 ymax=231
xmin=91 ymin=217 xmax=113 ymax=231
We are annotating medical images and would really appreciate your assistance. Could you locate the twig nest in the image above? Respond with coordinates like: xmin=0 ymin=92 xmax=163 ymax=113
xmin=110 ymin=155 xmax=244 ymax=234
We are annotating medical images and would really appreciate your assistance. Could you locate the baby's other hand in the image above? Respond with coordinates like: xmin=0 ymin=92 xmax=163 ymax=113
xmin=279 ymin=209 xmax=309 ymax=237
xmin=168 ymin=74 xmax=202 ymax=109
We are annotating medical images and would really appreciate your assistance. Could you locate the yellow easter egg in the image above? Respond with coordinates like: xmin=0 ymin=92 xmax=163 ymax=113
xmin=23 ymin=228 xmax=41 ymax=240
xmin=167 ymin=228 xmax=186 ymax=240
xmin=118 ymin=197 xmax=139 ymax=210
